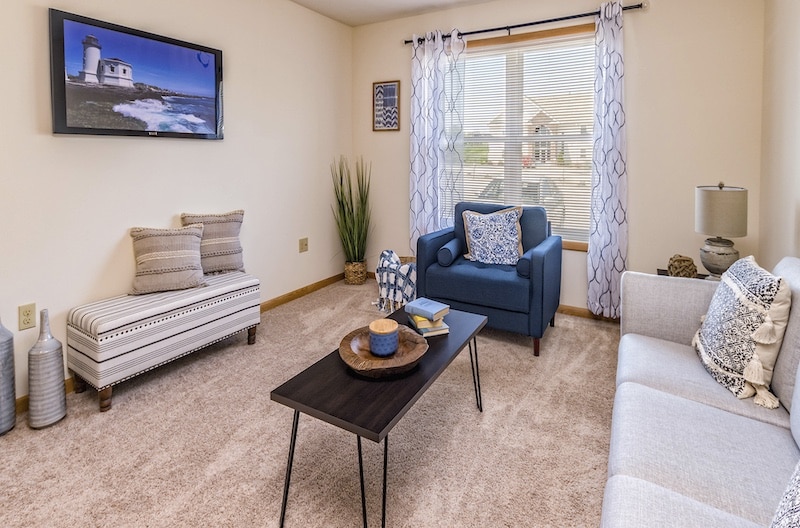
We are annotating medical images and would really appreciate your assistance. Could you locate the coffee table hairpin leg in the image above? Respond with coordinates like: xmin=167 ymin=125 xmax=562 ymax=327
xmin=469 ymin=337 xmax=483 ymax=412
xmin=357 ymin=435 xmax=389 ymax=528
xmin=279 ymin=410 xmax=301 ymax=528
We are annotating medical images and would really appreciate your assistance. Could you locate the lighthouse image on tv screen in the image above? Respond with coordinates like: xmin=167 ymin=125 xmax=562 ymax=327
xmin=52 ymin=11 xmax=222 ymax=138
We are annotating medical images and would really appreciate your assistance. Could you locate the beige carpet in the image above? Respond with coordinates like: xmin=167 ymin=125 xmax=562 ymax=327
xmin=1 ymin=281 xmax=619 ymax=527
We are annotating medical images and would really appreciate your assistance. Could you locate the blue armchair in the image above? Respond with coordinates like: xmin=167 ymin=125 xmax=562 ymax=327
xmin=416 ymin=202 xmax=562 ymax=356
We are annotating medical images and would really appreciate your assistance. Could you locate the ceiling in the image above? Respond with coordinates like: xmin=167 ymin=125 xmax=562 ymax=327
xmin=289 ymin=0 xmax=494 ymax=27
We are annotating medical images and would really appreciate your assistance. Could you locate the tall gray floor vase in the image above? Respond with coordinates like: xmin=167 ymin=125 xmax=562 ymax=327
xmin=0 ymin=317 xmax=15 ymax=435
xmin=27 ymin=309 xmax=66 ymax=429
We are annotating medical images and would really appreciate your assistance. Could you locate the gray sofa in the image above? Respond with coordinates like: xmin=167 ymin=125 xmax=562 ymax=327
xmin=601 ymin=257 xmax=800 ymax=527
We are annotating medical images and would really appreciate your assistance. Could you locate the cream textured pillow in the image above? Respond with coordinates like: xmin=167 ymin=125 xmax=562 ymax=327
xmin=180 ymin=210 xmax=244 ymax=274
xmin=130 ymin=224 xmax=207 ymax=295
xmin=692 ymin=256 xmax=792 ymax=408
xmin=462 ymin=206 xmax=523 ymax=265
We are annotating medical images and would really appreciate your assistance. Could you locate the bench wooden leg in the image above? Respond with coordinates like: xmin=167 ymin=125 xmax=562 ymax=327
xmin=72 ymin=372 xmax=87 ymax=394
xmin=99 ymin=387 xmax=112 ymax=412
xmin=247 ymin=325 xmax=257 ymax=345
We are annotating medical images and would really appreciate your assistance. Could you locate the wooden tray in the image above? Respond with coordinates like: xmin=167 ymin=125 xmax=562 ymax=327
xmin=339 ymin=325 xmax=429 ymax=378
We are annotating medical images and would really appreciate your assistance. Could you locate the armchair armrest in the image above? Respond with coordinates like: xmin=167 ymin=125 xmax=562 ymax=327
xmin=620 ymin=272 xmax=719 ymax=346
xmin=527 ymin=235 xmax=563 ymax=324
xmin=416 ymin=227 xmax=455 ymax=298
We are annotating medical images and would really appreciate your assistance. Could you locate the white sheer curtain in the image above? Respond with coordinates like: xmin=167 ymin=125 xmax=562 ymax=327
xmin=409 ymin=30 xmax=466 ymax=254
xmin=588 ymin=1 xmax=628 ymax=318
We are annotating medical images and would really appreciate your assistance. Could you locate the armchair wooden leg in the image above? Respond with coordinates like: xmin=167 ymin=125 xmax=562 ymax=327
xmin=550 ymin=315 xmax=556 ymax=327
xmin=533 ymin=338 xmax=540 ymax=357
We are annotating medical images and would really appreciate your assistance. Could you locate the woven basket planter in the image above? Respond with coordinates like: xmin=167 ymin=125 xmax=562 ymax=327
xmin=344 ymin=261 xmax=367 ymax=285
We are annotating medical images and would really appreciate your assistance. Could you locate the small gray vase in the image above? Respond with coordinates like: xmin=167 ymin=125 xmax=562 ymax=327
xmin=0 ymin=317 xmax=15 ymax=435
xmin=27 ymin=309 xmax=66 ymax=429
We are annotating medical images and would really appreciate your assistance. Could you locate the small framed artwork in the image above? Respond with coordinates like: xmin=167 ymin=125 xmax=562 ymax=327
xmin=373 ymin=81 xmax=400 ymax=131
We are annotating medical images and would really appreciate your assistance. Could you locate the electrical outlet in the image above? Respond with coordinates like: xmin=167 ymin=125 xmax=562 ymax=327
xmin=299 ymin=237 xmax=309 ymax=253
xmin=19 ymin=303 xmax=36 ymax=330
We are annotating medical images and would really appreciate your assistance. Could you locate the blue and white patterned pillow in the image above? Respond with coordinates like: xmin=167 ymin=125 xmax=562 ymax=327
xmin=462 ymin=207 xmax=524 ymax=265
xmin=692 ymin=256 xmax=791 ymax=408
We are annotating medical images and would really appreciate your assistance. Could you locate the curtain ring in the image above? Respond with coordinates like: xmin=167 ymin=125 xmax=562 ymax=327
xmin=506 ymin=26 xmax=511 ymax=36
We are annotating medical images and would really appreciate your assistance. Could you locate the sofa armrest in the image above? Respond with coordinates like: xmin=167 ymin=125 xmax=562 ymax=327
xmin=620 ymin=272 xmax=719 ymax=346
xmin=416 ymin=227 xmax=455 ymax=298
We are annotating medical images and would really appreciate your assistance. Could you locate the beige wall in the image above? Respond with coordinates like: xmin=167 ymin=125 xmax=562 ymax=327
xmin=352 ymin=0 xmax=765 ymax=307
xmin=1 ymin=0 xmax=353 ymax=397
xmin=3 ymin=0 xmax=790 ymax=399
xmin=760 ymin=0 xmax=800 ymax=268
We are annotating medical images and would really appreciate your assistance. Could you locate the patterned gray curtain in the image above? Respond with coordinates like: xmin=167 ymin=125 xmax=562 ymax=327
xmin=409 ymin=30 xmax=466 ymax=254
xmin=588 ymin=1 xmax=628 ymax=318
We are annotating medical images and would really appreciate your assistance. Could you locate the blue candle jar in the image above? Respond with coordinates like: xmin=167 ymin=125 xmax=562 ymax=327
xmin=369 ymin=319 xmax=399 ymax=357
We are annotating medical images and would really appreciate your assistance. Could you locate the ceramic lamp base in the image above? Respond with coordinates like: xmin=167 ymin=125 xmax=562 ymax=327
xmin=700 ymin=237 xmax=739 ymax=279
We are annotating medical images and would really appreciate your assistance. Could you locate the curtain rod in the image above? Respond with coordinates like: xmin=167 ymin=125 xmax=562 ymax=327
xmin=403 ymin=2 xmax=645 ymax=45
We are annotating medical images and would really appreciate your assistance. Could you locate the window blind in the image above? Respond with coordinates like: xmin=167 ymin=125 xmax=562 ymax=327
xmin=461 ymin=29 xmax=595 ymax=243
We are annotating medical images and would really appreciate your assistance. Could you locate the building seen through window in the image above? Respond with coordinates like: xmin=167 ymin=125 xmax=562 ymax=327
xmin=461 ymin=30 xmax=594 ymax=242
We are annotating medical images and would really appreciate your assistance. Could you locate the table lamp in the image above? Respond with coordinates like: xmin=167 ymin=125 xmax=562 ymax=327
xmin=695 ymin=183 xmax=748 ymax=279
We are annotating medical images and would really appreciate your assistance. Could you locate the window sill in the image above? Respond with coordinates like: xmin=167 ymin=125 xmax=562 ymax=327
xmin=563 ymin=240 xmax=588 ymax=252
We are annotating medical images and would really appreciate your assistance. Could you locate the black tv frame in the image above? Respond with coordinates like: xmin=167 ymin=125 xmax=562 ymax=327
xmin=49 ymin=8 xmax=223 ymax=140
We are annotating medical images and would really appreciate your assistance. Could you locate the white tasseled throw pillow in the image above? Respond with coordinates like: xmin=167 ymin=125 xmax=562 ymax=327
xmin=772 ymin=460 xmax=800 ymax=528
xmin=693 ymin=256 xmax=791 ymax=408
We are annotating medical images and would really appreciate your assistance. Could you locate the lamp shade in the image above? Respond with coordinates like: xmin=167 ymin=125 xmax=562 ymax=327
xmin=695 ymin=185 xmax=748 ymax=238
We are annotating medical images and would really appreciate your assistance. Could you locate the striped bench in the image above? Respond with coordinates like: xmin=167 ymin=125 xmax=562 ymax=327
xmin=67 ymin=271 xmax=261 ymax=411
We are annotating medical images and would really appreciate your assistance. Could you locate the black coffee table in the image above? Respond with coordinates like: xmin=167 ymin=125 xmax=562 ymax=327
xmin=271 ymin=308 xmax=487 ymax=527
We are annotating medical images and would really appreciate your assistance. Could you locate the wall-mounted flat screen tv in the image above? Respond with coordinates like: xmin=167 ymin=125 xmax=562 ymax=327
xmin=49 ymin=9 xmax=223 ymax=140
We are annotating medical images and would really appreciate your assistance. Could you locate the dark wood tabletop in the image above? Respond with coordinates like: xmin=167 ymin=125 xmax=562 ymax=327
xmin=270 ymin=309 xmax=487 ymax=443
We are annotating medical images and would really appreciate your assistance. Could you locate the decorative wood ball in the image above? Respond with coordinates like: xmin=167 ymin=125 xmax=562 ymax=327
xmin=668 ymin=254 xmax=697 ymax=278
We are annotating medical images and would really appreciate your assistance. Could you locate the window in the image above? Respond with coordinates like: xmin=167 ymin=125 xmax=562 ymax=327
xmin=462 ymin=25 xmax=594 ymax=244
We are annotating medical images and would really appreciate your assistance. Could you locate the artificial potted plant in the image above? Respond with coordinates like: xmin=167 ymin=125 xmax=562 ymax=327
xmin=331 ymin=156 xmax=372 ymax=285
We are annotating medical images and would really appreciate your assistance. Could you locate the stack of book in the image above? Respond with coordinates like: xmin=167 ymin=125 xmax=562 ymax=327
xmin=404 ymin=297 xmax=450 ymax=337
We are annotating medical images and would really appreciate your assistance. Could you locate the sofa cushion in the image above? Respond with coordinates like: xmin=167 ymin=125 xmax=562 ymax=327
xmin=180 ymin=210 xmax=245 ymax=274
xmin=608 ymin=382 xmax=798 ymax=525
xmin=425 ymin=259 xmax=530 ymax=313
xmin=771 ymin=460 xmax=800 ymax=528
xmin=601 ymin=475 xmax=762 ymax=528
xmin=462 ymin=206 xmax=523 ymax=265
xmin=129 ymin=224 xmax=207 ymax=295
xmin=693 ymin=256 xmax=791 ymax=408
xmin=617 ymin=334 xmax=790 ymax=429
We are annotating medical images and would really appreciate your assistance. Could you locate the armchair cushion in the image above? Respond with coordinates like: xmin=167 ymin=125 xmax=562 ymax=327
xmin=462 ymin=206 xmax=523 ymax=265
xmin=437 ymin=238 xmax=462 ymax=267
xmin=426 ymin=259 xmax=530 ymax=313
